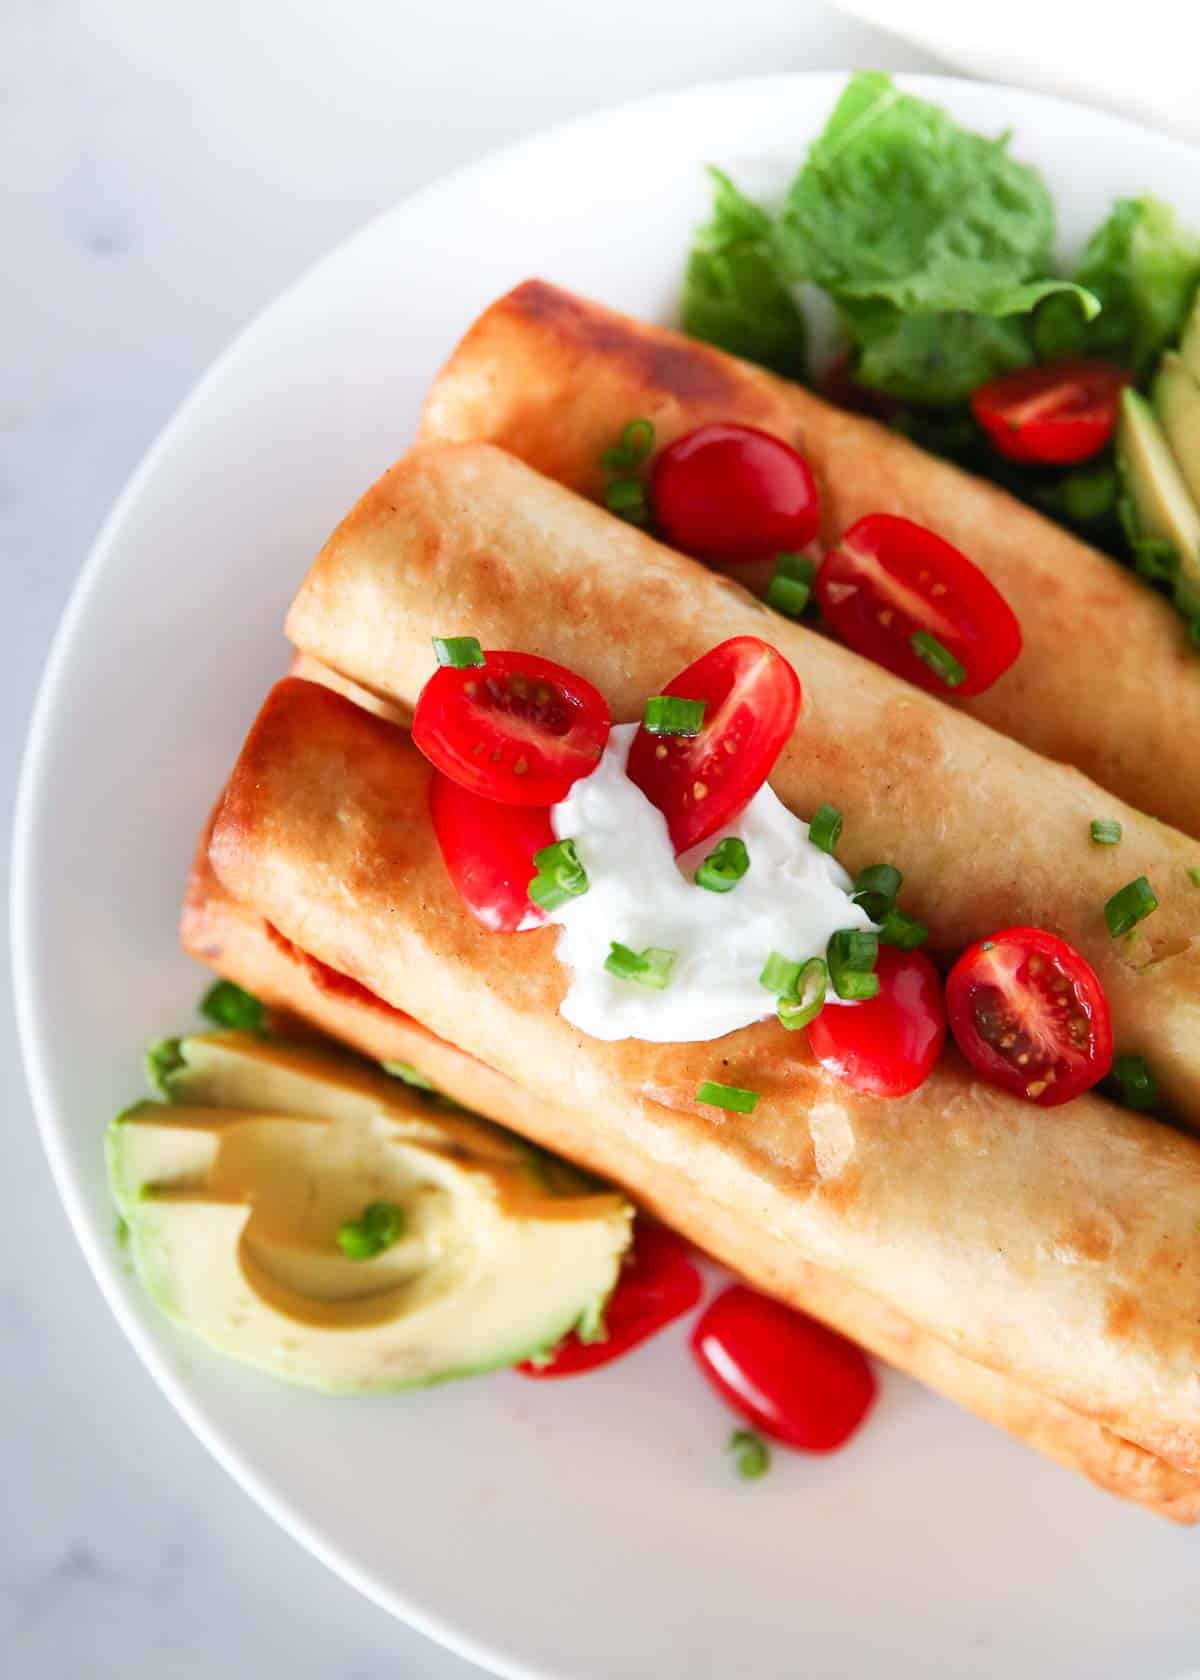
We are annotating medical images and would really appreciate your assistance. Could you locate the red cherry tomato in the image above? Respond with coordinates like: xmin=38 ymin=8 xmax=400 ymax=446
xmin=517 ymin=1223 xmax=703 ymax=1378
xmin=946 ymin=926 xmax=1113 ymax=1107
xmin=691 ymin=1285 xmax=876 ymax=1451
xmin=412 ymin=650 xmax=610 ymax=806
xmin=651 ymin=423 xmax=821 ymax=565
xmin=808 ymin=946 xmax=946 ymax=1098
xmin=625 ymin=636 xmax=801 ymax=854
xmin=971 ymin=359 xmax=1130 ymax=465
xmin=815 ymin=512 xmax=1022 ymax=699
xmin=429 ymin=770 xmax=552 ymax=933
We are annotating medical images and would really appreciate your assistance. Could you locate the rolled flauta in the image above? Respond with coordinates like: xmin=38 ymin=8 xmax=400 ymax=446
xmin=209 ymin=676 xmax=1200 ymax=1476
xmin=284 ymin=442 xmax=1200 ymax=1122
xmin=182 ymin=829 xmax=1200 ymax=1521
xmin=418 ymin=280 xmax=1200 ymax=841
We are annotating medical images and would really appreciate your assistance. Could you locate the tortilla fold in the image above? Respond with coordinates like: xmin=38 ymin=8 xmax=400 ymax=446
xmin=181 ymin=829 xmax=1200 ymax=1522
xmin=418 ymin=281 xmax=1200 ymax=840
xmin=284 ymin=441 xmax=1200 ymax=1122
xmin=208 ymin=676 xmax=1200 ymax=1477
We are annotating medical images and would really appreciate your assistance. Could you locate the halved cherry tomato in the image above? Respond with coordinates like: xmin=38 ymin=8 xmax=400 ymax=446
xmin=815 ymin=513 xmax=1022 ymax=699
xmin=429 ymin=770 xmax=552 ymax=933
xmin=691 ymin=1285 xmax=876 ymax=1452
xmin=971 ymin=359 xmax=1130 ymax=466
xmin=517 ymin=1223 xmax=703 ymax=1378
xmin=651 ymin=423 xmax=821 ymax=564
xmin=412 ymin=650 xmax=610 ymax=806
xmin=625 ymin=637 xmax=801 ymax=854
xmin=946 ymin=926 xmax=1113 ymax=1106
xmin=808 ymin=946 xmax=946 ymax=1097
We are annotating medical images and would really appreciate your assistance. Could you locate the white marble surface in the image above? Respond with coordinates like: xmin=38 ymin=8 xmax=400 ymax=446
xmin=0 ymin=5 xmax=939 ymax=1675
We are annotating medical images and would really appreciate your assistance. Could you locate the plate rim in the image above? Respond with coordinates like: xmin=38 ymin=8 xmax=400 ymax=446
xmin=12 ymin=67 xmax=1199 ymax=1680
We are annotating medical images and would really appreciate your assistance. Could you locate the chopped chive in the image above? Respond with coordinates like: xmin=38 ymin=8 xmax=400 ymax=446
xmin=760 ymin=950 xmax=802 ymax=996
xmin=696 ymin=1080 xmax=760 ymax=1114
xmin=695 ymin=836 xmax=749 ymax=893
xmin=601 ymin=417 xmax=656 ymax=475
xmin=1188 ymin=867 xmax=1200 ymax=888
xmin=766 ymin=552 xmax=816 ymax=619
xmin=200 ymin=980 xmax=267 ymax=1037
xmin=605 ymin=479 xmax=650 ymax=525
xmin=432 ymin=634 xmax=484 ymax=669
xmin=878 ymin=908 xmax=929 ymax=950
xmin=910 ymin=631 xmax=966 ymax=689
xmin=1111 ymin=1054 xmax=1157 ymax=1112
xmin=605 ymin=942 xmax=675 ymax=989
xmin=1104 ymin=875 xmax=1158 ymax=938
xmin=644 ymin=695 xmax=706 ymax=737
xmin=729 ymin=1428 xmax=770 ymax=1480
xmin=381 ymin=1060 xmax=436 ymax=1092
xmin=852 ymin=863 xmax=903 ymax=922
xmin=528 ymin=838 xmax=589 ymax=911
xmin=145 ymin=1037 xmax=184 ymax=1096
xmin=1090 ymin=819 xmax=1122 ymax=846
xmin=808 ymin=802 xmax=843 ymax=854
xmin=338 ymin=1200 xmax=405 ymax=1261
xmin=778 ymin=958 xmax=827 ymax=1030
xmin=827 ymin=928 xmax=880 ymax=1001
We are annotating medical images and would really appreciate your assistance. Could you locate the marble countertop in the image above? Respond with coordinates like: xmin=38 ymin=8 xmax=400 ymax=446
xmin=1 ymin=5 xmax=936 ymax=1675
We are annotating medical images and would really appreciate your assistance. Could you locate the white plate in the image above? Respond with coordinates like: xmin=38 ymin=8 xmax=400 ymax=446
xmin=13 ymin=73 xmax=1200 ymax=1680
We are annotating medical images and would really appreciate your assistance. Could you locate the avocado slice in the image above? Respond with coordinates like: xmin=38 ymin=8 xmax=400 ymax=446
xmin=1154 ymin=352 xmax=1200 ymax=508
xmin=110 ymin=1035 xmax=632 ymax=1390
xmin=1117 ymin=388 xmax=1200 ymax=603
xmin=1177 ymin=289 xmax=1200 ymax=386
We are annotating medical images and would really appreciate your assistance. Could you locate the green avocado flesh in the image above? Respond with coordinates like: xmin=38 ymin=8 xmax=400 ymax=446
xmin=109 ymin=1034 xmax=633 ymax=1391
xmin=1117 ymin=388 xmax=1200 ymax=597
xmin=1154 ymin=351 xmax=1200 ymax=511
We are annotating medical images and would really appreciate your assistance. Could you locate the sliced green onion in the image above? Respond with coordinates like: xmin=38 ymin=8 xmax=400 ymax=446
xmin=729 ymin=1428 xmax=770 ymax=1480
xmin=528 ymin=838 xmax=589 ymax=911
xmin=808 ymin=802 xmax=843 ymax=854
xmin=605 ymin=942 xmax=675 ymax=989
xmin=1090 ymin=819 xmax=1122 ymax=846
xmin=643 ymin=695 xmax=706 ymax=737
xmin=778 ymin=958 xmax=827 ymax=1030
xmin=827 ymin=928 xmax=880 ymax=1000
xmin=1188 ymin=867 xmax=1200 ymax=888
xmin=759 ymin=950 xmax=802 ymax=996
xmin=878 ymin=908 xmax=929 ymax=950
xmin=696 ymin=1080 xmax=760 ymax=1114
xmin=338 ymin=1200 xmax=405 ymax=1261
xmin=432 ymin=634 xmax=484 ymax=669
xmin=381 ymin=1060 xmax=437 ymax=1092
xmin=145 ymin=1037 xmax=184 ymax=1095
xmin=1104 ymin=875 xmax=1158 ymax=938
xmin=601 ymin=417 xmax=656 ymax=475
xmin=605 ymin=479 xmax=650 ymax=525
xmin=910 ymin=630 xmax=966 ymax=689
xmin=1111 ymin=1054 xmax=1158 ymax=1112
xmin=766 ymin=552 xmax=817 ymax=619
xmin=695 ymin=836 xmax=749 ymax=893
xmin=200 ymin=980 xmax=267 ymax=1037
xmin=852 ymin=863 xmax=902 ymax=922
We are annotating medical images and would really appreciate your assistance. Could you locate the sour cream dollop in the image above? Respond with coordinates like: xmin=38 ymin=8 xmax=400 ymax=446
xmin=547 ymin=725 xmax=874 ymax=1043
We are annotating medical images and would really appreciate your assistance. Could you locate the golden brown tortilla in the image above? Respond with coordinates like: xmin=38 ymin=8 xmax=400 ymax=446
xmin=208 ymin=676 xmax=1200 ymax=1478
xmin=284 ymin=441 xmax=1200 ymax=1122
xmin=419 ymin=280 xmax=1200 ymax=840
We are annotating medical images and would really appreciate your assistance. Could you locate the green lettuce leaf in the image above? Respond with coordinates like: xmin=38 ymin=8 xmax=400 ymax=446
xmin=779 ymin=75 xmax=1094 ymax=311
xmin=681 ymin=168 xmax=807 ymax=378
xmin=844 ymin=302 xmax=1035 ymax=404
xmin=1034 ymin=195 xmax=1200 ymax=371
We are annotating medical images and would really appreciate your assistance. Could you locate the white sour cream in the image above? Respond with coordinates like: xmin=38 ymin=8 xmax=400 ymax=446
xmin=547 ymin=725 xmax=874 ymax=1043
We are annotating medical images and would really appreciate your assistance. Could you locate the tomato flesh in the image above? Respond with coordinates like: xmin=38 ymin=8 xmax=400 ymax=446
xmin=691 ymin=1284 xmax=876 ymax=1451
xmin=971 ymin=359 xmax=1130 ymax=465
xmin=946 ymin=926 xmax=1113 ymax=1106
xmin=808 ymin=946 xmax=946 ymax=1097
xmin=651 ymin=423 xmax=821 ymax=564
xmin=412 ymin=650 xmax=611 ymax=805
xmin=626 ymin=636 xmax=801 ymax=853
xmin=429 ymin=770 xmax=552 ymax=933
xmin=517 ymin=1223 xmax=702 ymax=1378
xmin=815 ymin=512 xmax=1022 ymax=699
